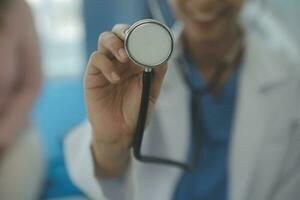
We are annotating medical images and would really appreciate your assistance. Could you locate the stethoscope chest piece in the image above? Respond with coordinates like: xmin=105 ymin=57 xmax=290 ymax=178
xmin=124 ymin=19 xmax=174 ymax=70
xmin=126 ymin=19 xmax=188 ymax=170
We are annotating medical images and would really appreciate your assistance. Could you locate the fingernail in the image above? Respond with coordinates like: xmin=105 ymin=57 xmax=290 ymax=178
xmin=111 ymin=72 xmax=120 ymax=82
xmin=122 ymin=28 xmax=128 ymax=37
xmin=118 ymin=48 xmax=128 ymax=61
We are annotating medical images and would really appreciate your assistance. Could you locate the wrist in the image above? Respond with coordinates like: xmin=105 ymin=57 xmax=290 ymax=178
xmin=92 ymin=140 xmax=130 ymax=179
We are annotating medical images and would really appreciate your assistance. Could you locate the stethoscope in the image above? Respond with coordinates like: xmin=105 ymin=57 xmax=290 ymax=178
xmin=124 ymin=19 xmax=190 ymax=169
xmin=124 ymin=18 xmax=243 ymax=171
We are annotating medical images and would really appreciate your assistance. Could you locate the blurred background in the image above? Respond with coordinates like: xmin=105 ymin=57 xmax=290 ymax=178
xmin=23 ymin=0 xmax=299 ymax=199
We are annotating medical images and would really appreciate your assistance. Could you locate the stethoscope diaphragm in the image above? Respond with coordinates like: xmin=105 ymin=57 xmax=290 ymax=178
xmin=124 ymin=19 xmax=174 ymax=70
xmin=125 ymin=20 xmax=191 ymax=170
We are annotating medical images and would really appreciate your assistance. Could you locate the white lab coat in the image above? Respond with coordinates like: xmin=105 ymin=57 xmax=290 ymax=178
xmin=64 ymin=24 xmax=300 ymax=200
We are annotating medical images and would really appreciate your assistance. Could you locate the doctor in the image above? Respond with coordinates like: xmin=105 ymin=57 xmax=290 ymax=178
xmin=65 ymin=0 xmax=300 ymax=199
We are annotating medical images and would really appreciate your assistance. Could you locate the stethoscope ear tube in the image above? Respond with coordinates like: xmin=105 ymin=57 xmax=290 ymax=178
xmin=127 ymin=19 xmax=206 ymax=171
xmin=130 ymin=17 xmax=244 ymax=171
xmin=127 ymin=19 xmax=195 ymax=171
xmin=132 ymin=71 xmax=152 ymax=160
xmin=132 ymin=70 xmax=193 ymax=171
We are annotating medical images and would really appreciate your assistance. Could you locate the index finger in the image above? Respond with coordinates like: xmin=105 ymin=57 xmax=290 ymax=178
xmin=112 ymin=24 xmax=130 ymax=40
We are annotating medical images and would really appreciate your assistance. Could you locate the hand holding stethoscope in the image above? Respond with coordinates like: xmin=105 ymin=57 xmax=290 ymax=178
xmin=84 ymin=20 xmax=173 ymax=176
xmin=85 ymin=19 xmax=241 ymax=174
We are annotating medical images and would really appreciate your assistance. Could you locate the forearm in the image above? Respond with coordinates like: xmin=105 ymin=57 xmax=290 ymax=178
xmin=92 ymin=138 xmax=131 ymax=179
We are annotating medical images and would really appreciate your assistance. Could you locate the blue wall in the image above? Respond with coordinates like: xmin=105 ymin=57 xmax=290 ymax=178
xmin=83 ymin=0 xmax=151 ymax=57
xmin=34 ymin=0 xmax=299 ymax=198
xmin=33 ymin=0 xmax=175 ymax=198
xmin=33 ymin=0 xmax=151 ymax=198
xmin=32 ymin=79 xmax=86 ymax=198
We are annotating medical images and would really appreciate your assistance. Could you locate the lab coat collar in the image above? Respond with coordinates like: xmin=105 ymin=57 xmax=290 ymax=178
xmin=170 ymin=22 xmax=290 ymax=92
xmin=229 ymin=31 xmax=290 ymax=200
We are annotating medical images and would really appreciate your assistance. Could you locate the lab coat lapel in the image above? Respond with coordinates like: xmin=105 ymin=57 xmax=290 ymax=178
xmin=149 ymin=25 xmax=289 ymax=200
xmin=139 ymin=40 xmax=191 ymax=200
xmin=155 ymin=23 xmax=191 ymax=164
xmin=134 ymin=24 xmax=191 ymax=200
xmin=229 ymin=33 xmax=289 ymax=200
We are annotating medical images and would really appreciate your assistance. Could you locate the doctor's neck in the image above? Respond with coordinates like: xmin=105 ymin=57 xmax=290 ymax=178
xmin=182 ymin=24 xmax=242 ymax=70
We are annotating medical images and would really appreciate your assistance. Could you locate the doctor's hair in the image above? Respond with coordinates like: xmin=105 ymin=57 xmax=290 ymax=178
xmin=0 ymin=0 xmax=11 ymax=28
xmin=0 ymin=0 xmax=10 ymax=7
xmin=0 ymin=0 xmax=11 ymax=13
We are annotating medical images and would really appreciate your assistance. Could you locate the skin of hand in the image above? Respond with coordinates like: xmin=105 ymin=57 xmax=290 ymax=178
xmin=87 ymin=0 xmax=244 ymax=179
xmin=85 ymin=24 xmax=168 ymax=178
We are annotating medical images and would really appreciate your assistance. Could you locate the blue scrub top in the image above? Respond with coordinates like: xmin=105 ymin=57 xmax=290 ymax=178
xmin=173 ymin=52 xmax=240 ymax=200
